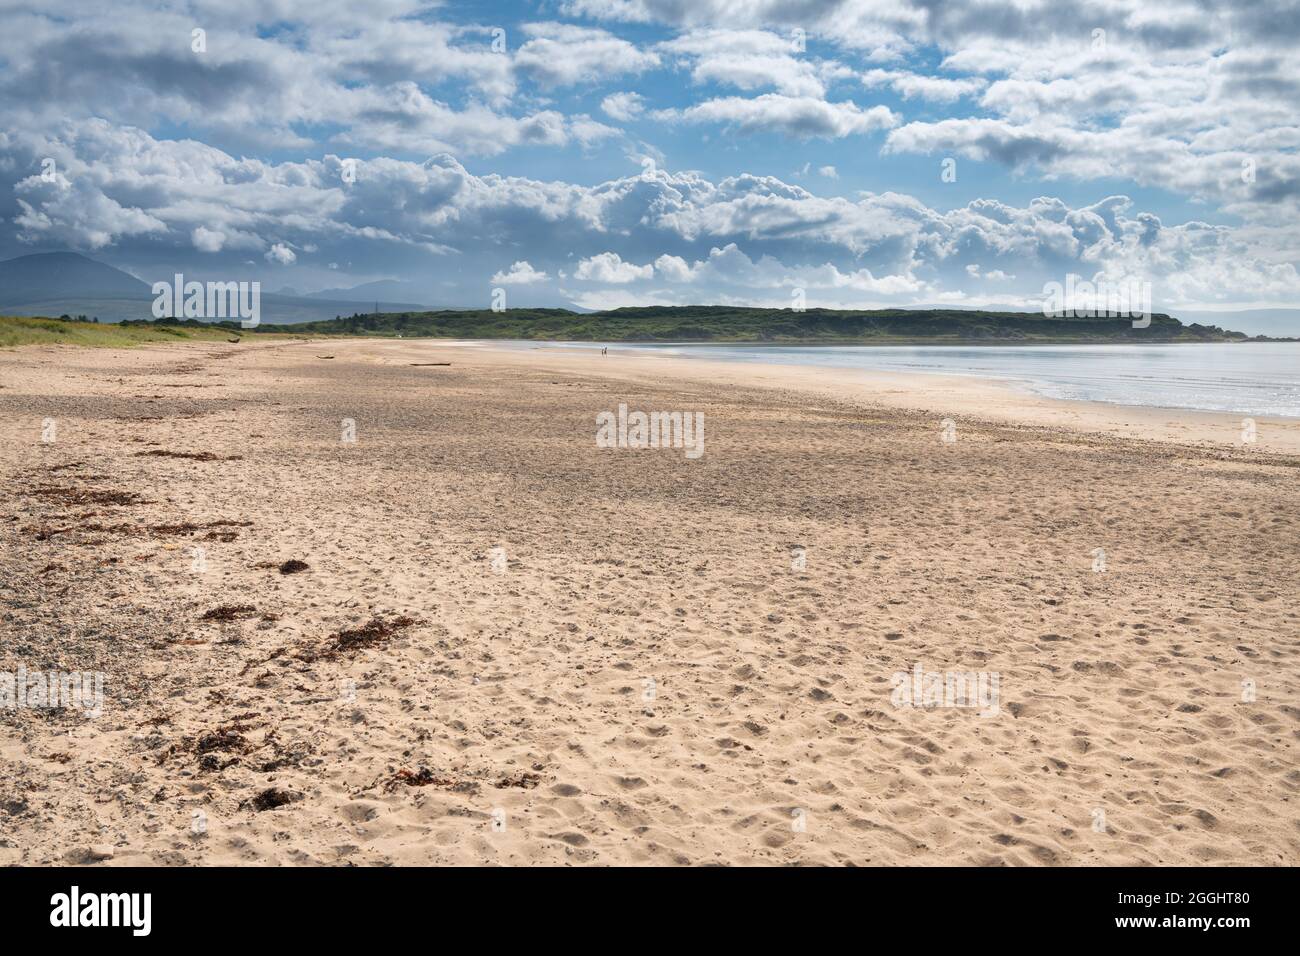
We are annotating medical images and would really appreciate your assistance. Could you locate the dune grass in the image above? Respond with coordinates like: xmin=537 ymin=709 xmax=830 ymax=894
xmin=0 ymin=315 xmax=254 ymax=348
xmin=250 ymin=304 xmax=1251 ymax=343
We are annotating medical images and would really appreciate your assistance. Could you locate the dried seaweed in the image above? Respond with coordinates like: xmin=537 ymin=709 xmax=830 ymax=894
xmin=243 ymin=787 xmax=302 ymax=812
xmin=200 ymin=604 xmax=258 ymax=622
xmin=31 ymin=487 xmax=147 ymax=506
xmin=134 ymin=450 xmax=243 ymax=461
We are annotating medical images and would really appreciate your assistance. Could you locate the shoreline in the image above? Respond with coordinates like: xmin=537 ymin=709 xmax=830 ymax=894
xmin=421 ymin=338 xmax=1300 ymax=455
xmin=490 ymin=337 xmax=1298 ymax=346
xmin=7 ymin=334 xmax=1300 ymax=450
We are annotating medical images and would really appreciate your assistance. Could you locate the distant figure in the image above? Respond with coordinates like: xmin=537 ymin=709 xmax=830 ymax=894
xmin=602 ymin=347 xmax=607 ymax=356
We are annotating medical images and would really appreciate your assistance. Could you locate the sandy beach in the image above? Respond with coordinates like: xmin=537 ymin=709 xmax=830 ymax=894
xmin=2 ymin=337 xmax=1297 ymax=866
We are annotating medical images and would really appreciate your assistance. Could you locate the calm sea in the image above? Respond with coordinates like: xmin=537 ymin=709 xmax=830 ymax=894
xmin=523 ymin=342 xmax=1300 ymax=418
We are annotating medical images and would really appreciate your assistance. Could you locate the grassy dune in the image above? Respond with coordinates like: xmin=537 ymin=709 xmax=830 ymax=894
xmin=0 ymin=315 xmax=254 ymax=348
xmin=248 ymin=305 xmax=1254 ymax=343
xmin=8 ymin=307 xmax=1260 ymax=348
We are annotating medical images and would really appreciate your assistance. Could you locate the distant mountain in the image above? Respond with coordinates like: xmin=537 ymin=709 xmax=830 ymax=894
xmin=304 ymin=278 xmax=427 ymax=305
xmin=0 ymin=251 xmax=426 ymax=323
xmin=0 ymin=251 xmax=150 ymax=304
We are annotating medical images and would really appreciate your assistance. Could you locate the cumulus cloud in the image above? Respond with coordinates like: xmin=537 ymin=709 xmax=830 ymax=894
xmin=13 ymin=173 xmax=167 ymax=250
xmin=192 ymin=226 xmax=226 ymax=253
xmin=265 ymin=242 xmax=297 ymax=264
xmin=601 ymin=91 xmax=645 ymax=121
xmin=659 ymin=94 xmax=897 ymax=139
xmin=515 ymin=23 xmax=660 ymax=87
xmin=575 ymin=252 xmax=654 ymax=282
xmin=569 ymin=114 xmax=622 ymax=148
xmin=657 ymin=29 xmax=845 ymax=98
xmin=7 ymin=116 xmax=1295 ymax=310
xmin=338 ymin=84 xmax=574 ymax=156
xmin=0 ymin=0 xmax=1295 ymax=313
xmin=559 ymin=1 xmax=1300 ymax=224
xmin=653 ymin=253 xmax=692 ymax=281
xmin=492 ymin=260 xmax=549 ymax=284
xmin=862 ymin=68 xmax=985 ymax=102
xmin=562 ymin=242 xmax=927 ymax=310
xmin=0 ymin=6 xmax=618 ymax=160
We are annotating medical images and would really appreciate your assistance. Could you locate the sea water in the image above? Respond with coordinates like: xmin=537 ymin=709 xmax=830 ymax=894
xmin=528 ymin=342 xmax=1300 ymax=418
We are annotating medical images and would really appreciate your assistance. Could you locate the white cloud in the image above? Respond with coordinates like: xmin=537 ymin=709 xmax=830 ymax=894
xmin=3 ymin=0 xmax=1298 ymax=318
xmin=575 ymin=251 xmax=654 ymax=282
xmin=337 ymin=84 xmax=572 ymax=156
xmin=569 ymin=114 xmax=622 ymax=147
xmin=658 ymin=29 xmax=839 ymax=98
xmin=492 ymin=260 xmax=549 ymax=284
xmin=0 ymin=8 xmax=607 ymax=162
xmin=862 ymin=68 xmax=985 ymax=102
xmin=192 ymin=226 xmax=225 ymax=252
xmin=515 ymin=22 xmax=659 ymax=87
xmin=563 ymin=242 xmax=928 ymax=310
xmin=265 ymin=242 xmax=296 ymax=264
xmin=658 ymin=94 xmax=897 ymax=139
xmin=312 ymin=21 xmax=516 ymax=106
xmin=13 ymin=176 xmax=166 ymax=250
xmin=601 ymin=91 xmax=645 ymax=121
xmin=556 ymin=1 xmax=1300 ymax=228
xmin=653 ymin=253 xmax=692 ymax=281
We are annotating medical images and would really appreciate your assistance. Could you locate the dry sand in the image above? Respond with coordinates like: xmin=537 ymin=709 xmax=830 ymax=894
xmin=1 ymin=337 xmax=1297 ymax=866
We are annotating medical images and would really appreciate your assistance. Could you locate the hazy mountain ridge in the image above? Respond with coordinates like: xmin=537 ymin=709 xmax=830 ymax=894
xmin=0 ymin=252 xmax=427 ymax=323
xmin=302 ymin=278 xmax=427 ymax=304
xmin=0 ymin=251 xmax=150 ymax=303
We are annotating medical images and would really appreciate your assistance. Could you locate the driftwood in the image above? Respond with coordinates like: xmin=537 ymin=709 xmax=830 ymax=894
xmin=409 ymin=362 xmax=451 ymax=366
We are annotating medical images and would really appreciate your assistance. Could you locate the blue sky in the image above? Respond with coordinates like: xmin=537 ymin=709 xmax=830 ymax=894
xmin=1 ymin=0 xmax=1297 ymax=312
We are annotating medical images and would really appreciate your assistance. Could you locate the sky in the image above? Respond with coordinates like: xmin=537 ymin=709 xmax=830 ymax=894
xmin=1 ymin=0 xmax=1298 ymax=312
